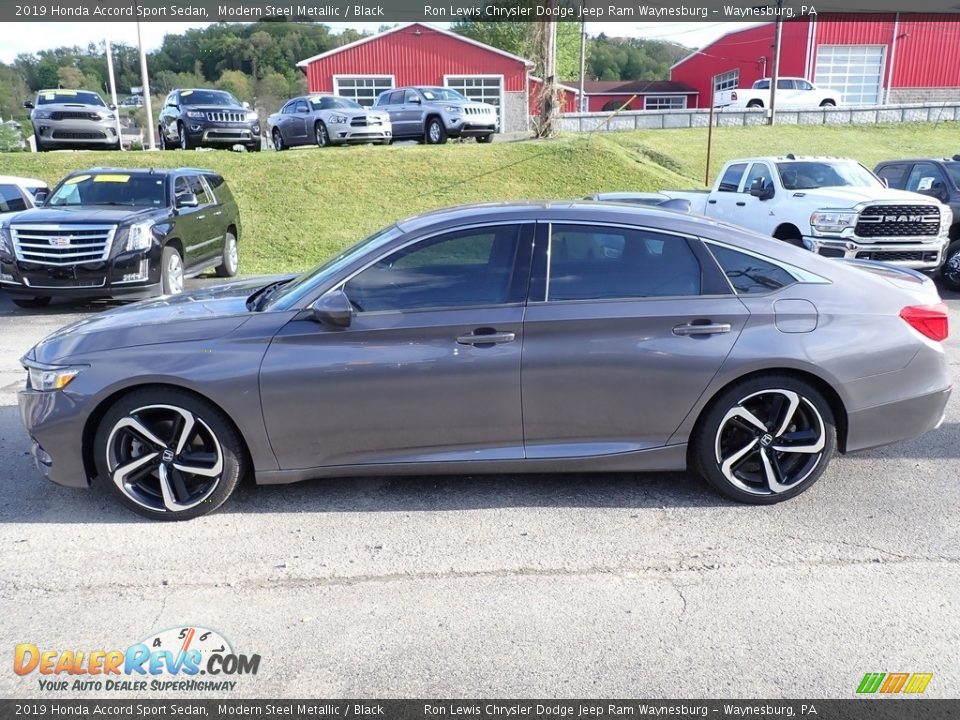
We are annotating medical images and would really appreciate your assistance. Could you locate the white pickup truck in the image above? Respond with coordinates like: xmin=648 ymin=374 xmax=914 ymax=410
xmin=660 ymin=156 xmax=951 ymax=271
xmin=714 ymin=77 xmax=840 ymax=109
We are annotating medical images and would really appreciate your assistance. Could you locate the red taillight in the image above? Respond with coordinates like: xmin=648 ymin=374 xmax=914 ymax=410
xmin=900 ymin=303 xmax=949 ymax=342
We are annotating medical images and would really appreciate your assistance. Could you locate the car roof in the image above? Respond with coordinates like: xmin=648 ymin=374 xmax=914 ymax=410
xmin=63 ymin=167 xmax=216 ymax=177
xmin=875 ymin=158 xmax=960 ymax=164
xmin=0 ymin=175 xmax=47 ymax=188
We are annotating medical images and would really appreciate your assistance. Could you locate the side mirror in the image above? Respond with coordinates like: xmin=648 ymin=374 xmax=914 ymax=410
xmin=175 ymin=192 xmax=199 ymax=209
xmin=311 ymin=289 xmax=353 ymax=328
xmin=33 ymin=189 xmax=49 ymax=204
xmin=23 ymin=101 xmax=34 ymax=109
xmin=109 ymin=104 xmax=117 ymax=110
xmin=298 ymin=106 xmax=309 ymax=113
xmin=749 ymin=178 xmax=775 ymax=200
xmin=881 ymin=177 xmax=889 ymax=188
xmin=242 ymin=101 xmax=251 ymax=110
xmin=409 ymin=96 xmax=421 ymax=105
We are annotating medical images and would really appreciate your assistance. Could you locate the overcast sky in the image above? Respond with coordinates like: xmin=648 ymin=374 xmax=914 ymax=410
xmin=0 ymin=21 xmax=755 ymax=63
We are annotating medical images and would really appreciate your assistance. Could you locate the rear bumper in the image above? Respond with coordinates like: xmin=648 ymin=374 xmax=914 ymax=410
xmin=846 ymin=386 xmax=951 ymax=453
xmin=806 ymin=236 xmax=947 ymax=271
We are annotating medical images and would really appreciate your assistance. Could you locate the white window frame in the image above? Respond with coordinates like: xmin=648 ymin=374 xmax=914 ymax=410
xmin=814 ymin=45 xmax=886 ymax=106
xmin=332 ymin=74 xmax=396 ymax=107
xmin=443 ymin=74 xmax=505 ymax=133
xmin=714 ymin=70 xmax=739 ymax=93
xmin=643 ymin=95 xmax=687 ymax=110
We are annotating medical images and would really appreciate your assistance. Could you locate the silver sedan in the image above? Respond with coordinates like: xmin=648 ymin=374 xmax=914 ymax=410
xmin=18 ymin=202 xmax=951 ymax=519
xmin=267 ymin=94 xmax=392 ymax=149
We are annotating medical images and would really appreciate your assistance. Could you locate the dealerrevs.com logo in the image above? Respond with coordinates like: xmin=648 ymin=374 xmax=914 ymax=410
xmin=13 ymin=626 xmax=260 ymax=693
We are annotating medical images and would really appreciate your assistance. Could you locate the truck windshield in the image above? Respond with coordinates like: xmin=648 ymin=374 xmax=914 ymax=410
xmin=776 ymin=161 xmax=881 ymax=190
xmin=37 ymin=90 xmax=105 ymax=106
xmin=47 ymin=174 xmax=167 ymax=208
xmin=945 ymin=164 xmax=960 ymax=190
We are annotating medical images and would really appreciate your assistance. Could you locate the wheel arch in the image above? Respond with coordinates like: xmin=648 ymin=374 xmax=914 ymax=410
xmin=81 ymin=382 xmax=254 ymax=484
xmin=164 ymin=237 xmax=184 ymax=257
xmin=948 ymin=222 xmax=960 ymax=241
xmin=773 ymin=223 xmax=803 ymax=241
xmin=686 ymin=367 xmax=849 ymax=458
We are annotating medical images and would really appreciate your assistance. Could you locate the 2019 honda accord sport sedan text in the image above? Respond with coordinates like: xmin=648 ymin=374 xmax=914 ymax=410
xmin=19 ymin=203 xmax=951 ymax=520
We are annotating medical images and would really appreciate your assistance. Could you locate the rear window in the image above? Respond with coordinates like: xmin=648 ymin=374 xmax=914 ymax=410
xmin=0 ymin=185 xmax=27 ymax=213
xmin=709 ymin=245 xmax=795 ymax=294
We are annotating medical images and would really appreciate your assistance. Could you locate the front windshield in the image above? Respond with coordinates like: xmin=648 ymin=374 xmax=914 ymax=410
xmin=180 ymin=89 xmax=241 ymax=106
xmin=37 ymin=90 xmax=105 ymax=106
xmin=266 ymin=225 xmax=405 ymax=310
xmin=418 ymin=87 xmax=467 ymax=102
xmin=945 ymin=164 xmax=960 ymax=190
xmin=776 ymin=161 xmax=881 ymax=190
xmin=47 ymin=173 xmax=167 ymax=208
xmin=312 ymin=96 xmax=362 ymax=110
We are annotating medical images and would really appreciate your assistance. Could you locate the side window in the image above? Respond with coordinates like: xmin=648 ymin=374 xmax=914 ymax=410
xmin=0 ymin=186 xmax=27 ymax=213
xmin=777 ymin=79 xmax=795 ymax=90
xmin=188 ymin=176 xmax=213 ymax=206
xmin=548 ymin=225 xmax=701 ymax=301
xmin=743 ymin=163 xmax=773 ymax=194
xmin=876 ymin=164 xmax=909 ymax=189
xmin=404 ymin=89 xmax=420 ymax=103
xmin=173 ymin=176 xmax=190 ymax=202
xmin=709 ymin=245 xmax=795 ymax=295
xmin=718 ymin=163 xmax=747 ymax=193
xmin=797 ymin=80 xmax=814 ymax=91
xmin=343 ymin=225 xmax=522 ymax=312
xmin=388 ymin=90 xmax=404 ymax=105
xmin=905 ymin=162 xmax=947 ymax=194
xmin=281 ymin=101 xmax=295 ymax=114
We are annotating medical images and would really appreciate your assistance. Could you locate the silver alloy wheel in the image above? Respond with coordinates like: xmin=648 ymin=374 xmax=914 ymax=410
xmin=944 ymin=246 xmax=960 ymax=287
xmin=316 ymin=123 xmax=329 ymax=147
xmin=714 ymin=389 xmax=826 ymax=496
xmin=105 ymin=404 xmax=224 ymax=513
xmin=224 ymin=233 xmax=239 ymax=275
xmin=165 ymin=250 xmax=184 ymax=294
xmin=428 ymin=120 xmax=442 ymax=143
xmin=273 ymin=128 xmax=283 ymax=150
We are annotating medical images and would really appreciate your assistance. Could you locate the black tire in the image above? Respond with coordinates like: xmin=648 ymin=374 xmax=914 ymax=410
xmin=425 ymin=117 xmax=447 ymax=145
xmin=476 ymin=133 xmax=494 ymax=144
xmin=215 ymin=231 xmax=239 ymax=278
xmin=34 ymin=135 xmax=48 ymax=152
xmin=747 ymin=100 xmax=764 ymax=109
xmin=93 ymin=387 xmax=246 ymax=521
xmin=940 ymin=239 xmax=960 ymax=292
xmin=161 ymin=245 xmax=184 ymax=295
xmin=691 ymin=375 xmax=836 ymax=505
xmin=178 ymin=122 xmax=193 ymax=150
xmin=820 ymin=100 xmax=836 ymax=107
xmin=12 ymin=296 xmax=52 ymax=309
xmin=272 ymin=128 xmax=285 ymax=151
xmin=247 ymin=141 xmax=261 ymax=152
xmin=315 ymin=121 xmax=330 ymax=148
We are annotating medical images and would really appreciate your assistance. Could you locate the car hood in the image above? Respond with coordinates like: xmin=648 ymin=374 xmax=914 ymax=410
xmin=5 ymin=206 xmax=159 ymax=225
xmin=788 ymin=186 xmax=940 ymax=207
xmin=34 ymin=102 xmax=105 ymax=113
xmin=28 ymin=277 xmax=288 ymax=364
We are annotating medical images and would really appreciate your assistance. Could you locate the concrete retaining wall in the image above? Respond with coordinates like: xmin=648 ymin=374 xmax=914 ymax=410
xmin=558 ymin=102 xmax=960 ymax=133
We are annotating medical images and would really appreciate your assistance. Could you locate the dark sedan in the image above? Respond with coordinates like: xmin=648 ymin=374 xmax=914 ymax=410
xmin=19 ymin=203 xmax=951 ymax=519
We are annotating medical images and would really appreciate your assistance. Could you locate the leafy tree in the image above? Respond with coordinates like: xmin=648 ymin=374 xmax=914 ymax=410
xmin=216 ymin=70 xmax=253 ymax=102
xmin=57 ymin=66 xmax=84 ymax=89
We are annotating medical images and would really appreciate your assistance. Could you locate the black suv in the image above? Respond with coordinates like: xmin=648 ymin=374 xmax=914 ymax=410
xmin=158 ymin=89 xmax=262 ymax=152
xmin=0 ymin=167 xmax=241 ymax=308
xmin=875 ymin=157 xmax=960 ymax=290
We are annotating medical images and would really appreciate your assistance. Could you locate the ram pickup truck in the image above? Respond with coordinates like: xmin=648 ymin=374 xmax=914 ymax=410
xmin=660 ymin=156 xmax=951 ymax=272
xmin=714 ymin=78 xmax=840 ymax=109
xmin=874 ymin=157 xmax=960 ymax=290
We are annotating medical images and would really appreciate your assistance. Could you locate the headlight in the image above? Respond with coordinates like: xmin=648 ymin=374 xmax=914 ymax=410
xmin=445 ymin=106 xmax=464 ymax=114
xmin=0 ymin=225 xmax=11 ymax=255
xmin=185 ymin=110 xmax=205 ymax=118
xmin=329 ymin=114 xmax=348 ymax=124
xmin=245 ymin=111 xmax=259 ymax=122
xmin=810 ymin=210 xmax=857 ymax=233
xmin=99 ymin=111 xmax=115 ymax=121
xmin=25 ymin=362 xmax=85 ymax=392
xmin=33 ymin=110 xmax=52 ymax=119
xmin=125 ymin=222 xmax=153 ymax=252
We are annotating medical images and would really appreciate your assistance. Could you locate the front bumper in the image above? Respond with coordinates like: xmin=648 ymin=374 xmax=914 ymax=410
xmin=34 ymin=119 xmax=119 ymax=147
xmin=329 ymin=120 xmax=392 ymax=143
xmin=444 ymin=115 xmax=497 ymax=137
xmin=1 ymin=246 xmax=161 ymax=299
xmin=805 ymin=235 xmax=948 ymax=271
xmin=185 ymin=120 xmax=261 ymax=146
xmin=19 ymin=386 xmax=91 ymax=488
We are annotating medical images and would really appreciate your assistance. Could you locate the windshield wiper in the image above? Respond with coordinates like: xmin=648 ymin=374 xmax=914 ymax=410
xmin=247 ymin=278 xmax=292 ymax=312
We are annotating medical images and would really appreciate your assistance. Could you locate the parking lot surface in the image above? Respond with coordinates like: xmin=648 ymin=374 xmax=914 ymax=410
xmin=1 ymin=284 xmax=958 ymax=698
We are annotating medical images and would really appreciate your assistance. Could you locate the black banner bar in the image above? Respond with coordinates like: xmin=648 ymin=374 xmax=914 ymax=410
xmin=5 ymin=2 xmax=960 ymax=24
xmin=1 ymin=700 xmax=959 ymax=720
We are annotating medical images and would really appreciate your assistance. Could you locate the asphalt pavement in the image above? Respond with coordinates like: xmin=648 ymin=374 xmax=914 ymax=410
xmin=1 ymin=282 xmax=958 ymax=699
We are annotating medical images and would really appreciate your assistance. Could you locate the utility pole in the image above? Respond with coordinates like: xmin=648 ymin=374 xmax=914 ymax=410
xmin=578 ymin=7 xmax=587 ymax=112
xmin=104 ymin=38 xmax=125 ymax=150
xmin=706 ymin=74 xmax=717 ymax=185
xmin=537 ymin=15 xmax=559 ymax=137
xmin=767 ymin=0 xmax=783 ymax=125
xmin=136 ymin=21 xmax=156 ymax=150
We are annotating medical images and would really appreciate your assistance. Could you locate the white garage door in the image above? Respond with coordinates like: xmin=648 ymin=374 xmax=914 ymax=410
xmin=333 ymin=76 xmax=394 ymax=107
xmin=814 ymin=45 xmax=885 ymax=105
xmin=444 ymin=75 xmax=503 ymax=132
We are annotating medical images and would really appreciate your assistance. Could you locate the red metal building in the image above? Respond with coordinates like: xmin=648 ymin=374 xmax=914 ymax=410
xmin=298 ymin=22 xmax=567 ymax=133
xmin=671 ymin=14 xmax=960 ymax=108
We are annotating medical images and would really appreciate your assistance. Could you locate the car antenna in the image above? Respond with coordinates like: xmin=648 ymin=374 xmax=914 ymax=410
xmin=786 ymin=153 xmax=796 ymax=160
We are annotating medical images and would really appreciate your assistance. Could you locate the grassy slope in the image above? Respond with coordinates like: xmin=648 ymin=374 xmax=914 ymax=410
xmin=2 ymin=123 xmax=955 ymax=275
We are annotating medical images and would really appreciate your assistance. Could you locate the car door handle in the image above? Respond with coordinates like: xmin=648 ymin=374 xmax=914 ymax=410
xmin=673 ymin=322 xmax=732 ymax=336
xmin=707 ymin=199 xmax=717 ymax=205
xmin=456 ymin=330 xmax=516 ymax=345
xmin=736 ymin=201 xmax=746 ymax=206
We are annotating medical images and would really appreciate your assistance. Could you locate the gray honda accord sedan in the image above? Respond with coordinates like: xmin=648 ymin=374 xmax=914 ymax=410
xmin=19 ymin=202 xmax=952 ymax=520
